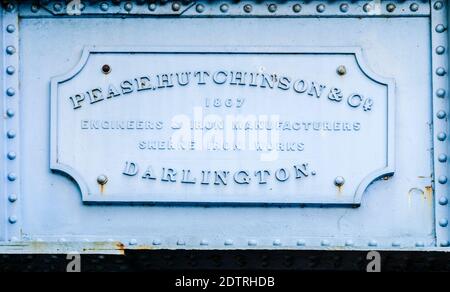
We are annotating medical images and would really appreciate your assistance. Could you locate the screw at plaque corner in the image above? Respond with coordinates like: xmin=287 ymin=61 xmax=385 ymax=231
xmin=102 ymin=64 xmax=111 ymax=74
xmin=97 ymin=175 xmax=108 ymax=185
xmin=334 ymin=176 xmax=345 ymax=187
xmin=337 ymin=65 xmax=346 ymax=76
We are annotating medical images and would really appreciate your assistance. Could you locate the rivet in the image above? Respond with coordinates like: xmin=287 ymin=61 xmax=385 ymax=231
xmin=101 ymin=64 xmax=111 ymax=74
xmin=392 ymin=241 xmax=401 ymax=247
xmin=268 ymin=4 xmax=277 ymax=13
xmin=439 ymin=218 xmax=448 ymax=227
xmin=172 ymin=2 xmax=181 ymax=11
xmin=53 ymin=2 xmax=63 ymax=12
xmin=437 ymin=110 xmax=446 ymax=119
xmin=6 ymin=109 xmax=14 ymax=118
xmin=437 ymin=132 xmax=447 ymax=141
xmin=386 ymin=3 xmax=396 ymax=12
xmin=148 ymin=3 xmax=157 ymax=11
xmin=220 ymin=4 xmax=229 ymax=13
xmin=311 ymin=171 xmax=317 ymax=176
xmin=124 ymin=2 xmax=133 ymax=12
xmin=129 ymin=239 xmax=137 ymax=246
xmin=321 ymin=240 xmax=330 ymax=246
xmin=409 ymin=3 xmax=419 ymax=12
xmin=334 ymin=176 xmax=345 ymax=186
xmin=100 ymin=2 xmax=109 ymax=11
xmin=436 ymin=67 xmax=446 ymax=76
xmin=243 ymin=4 xmax=252 ymax=13
xmin=6 ymin=87 xmax=15 ymax=97
xmin=438 ymin=175 xmax=448 ymax=184
xmin=224 ymin=239 xmax=233 ymax=246
xmin=248 ymin=240 xmax=257 ymax=246
xmin=6 ymin=25 xmax=15 ymax=34
xmin=434 ymin=1 xmax=444 ymax=10
xmin=7 ymin=172 xmax=17 ymax=182
xmin=340 ymin=3 xmax=349 ymax=13
xmin=440 ymin=241 xmax=450 ymax=247
xmin=436 ymin=24 xmax=446 ymax=33
xmin=316 ymin=4 xmax=325 ymax=13
xmin=436 ymin=46 xmax=446 ymax=55
xmin=152 ymin=239 xmax=161 ymax=246
xmin=8 ymin=194 xmax=17 ymax=203
xmin=368 ymin=240 xmax=378 ymax=247
xmin=439 ymin=196 xmax=448 ymax=205
xmin=8 ymin=216 xmax=17 ymax=224
xmin=292 ymin=4 xmax=302 ymax=13
xmin=296 ymin=240 xmax=306 ymax=246
xmin=195 ymin=4 xmax=205 ymax=13
xmin=7 ymin=152 xmax=16 ymax=160
xmin=7 ymin=130 xmax=16 ymax=139
xmin=5 ymin=3 xmax=15 ymax=12
xmin=6 ymin=66 xmax=15 ymax=75
xmin=97 ymin=175 xmax=108 ymax=185
xmin=200 ymin=240 xmax=209 ymax=246
xmin=273 ymin=239 xmax=281 ymax=246
xmin=438 ymin=154 xmax=447 ymax=163
xmin=415 ymin=242 xmax=425 ymax=247
xmin=363 ymin=3 xmax=372 ymax=13
xmin=436 ymin=88 xmax=446 ymax=98
xmin=177 ymin=239 xmax=185 ymax=246
xmin=345 ymin=240 xmax=354 ymax=247
xmin=6 ymin=46 xmax=16 ymax=55
xmin=337 ymin=65 xmax=346 ymax=75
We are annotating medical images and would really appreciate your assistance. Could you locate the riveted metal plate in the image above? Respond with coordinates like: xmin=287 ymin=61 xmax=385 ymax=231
xmin=1 ymin=0 xmax=449 ymax=253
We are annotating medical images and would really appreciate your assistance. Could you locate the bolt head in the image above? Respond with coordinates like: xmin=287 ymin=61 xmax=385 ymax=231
xmin=97 ymin=174 xmax=108 ymax=185
xmin=293 ymin=4 xmax=302 ymax=13
xmin=386 ymin=3 xmax=396 ymax=12
xmin=334 ymin=176 xmax=345 ymax=186
xmin=243 ymin=4 xmax=252 ymax=13
xmin=196 ymin=4 xmax=205 ymax=13
xmin=316 ymin=4 xmax=325 ymax=13
xmin=220 ymin=4 xmax=229 ymax=13
xmin=410 ymin=3 xmax=419 ymax=12
xmin=340 ymin=3 xmax=349 ymax=13
xmin=268 ymin=4 xmax=277 ymax=13
xmin=172 ymin=2 xmax=181 ymax=11
xmin=337 ymin=65 xmax=347 ymax=75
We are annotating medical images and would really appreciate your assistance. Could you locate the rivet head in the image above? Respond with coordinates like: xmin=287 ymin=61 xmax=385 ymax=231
xmin=438 ymin=154 xmax=447 ymax=163
xmin=436 ymin=67 xmax=446 ymax=76
xmin=31 ymin=4 xmax=40 ymax=13
xmin=6 ymin=66 xmax=15 ymax=75
xmin=434 ymin=1 xmax=444 ymax=10
xmin=97 ymin=175 xmax=108 ymax=185
xmin=7 ymin=172 xmax=17 ymax=182
xmin=53 ymin=2 xmax=63 ymax=12
xmin=436 ymin=24 xmax=446 ymax=33
xmin=273 ymin=239 xmax=281 ymax=246
xmin=196 ymin=4 xmax=205 ymax=13
xmin=392 ymin=241 xmax=401 ymax=247
xmin=7 ymin=130 xmax=16 ymax=139
xmin=439 ymin=219 xmax=448 ymax=227
xmin=129 ymin=239 xmax=137 ymax=246
xmin=8 ymin=194 xmax=17 ymax=203
xmin=177 ymin=239 xmax=186 ymax=246
xmin=172 ymin=2 xmax=181 ymax=11
xmin=243 ymin=4 xmax=252 ymax=13
xmin=439 ymin=196 xmax=448 ymax=205
xmin=6 ymin=109 xmax=15 ymax=118
xmin=436 ymin=88 xmax=446 ymax=98
xmin=337 ymin=65 xmax=346 ymax=75
xmin=409 ymin=3 xmax=419 ymax=12
xmin=100 ymin=2 xmax=109 ymax=11
xmin=438 ymin=175 xmax=448 ymax=184
xmin=437 ymin=110 xmax=446 ymax=119
xmin=345 ymin=240 xmax=354 ymax=247
xmin=124 ymin=2 xmax=133 ymax=12
xmin=316 ymin=4 xmax=325 ymax=13
xmin=436 ymin=46 xmax=446 ymax=55
xmin=268 ymin=4 xmax=277 ymax=13
xmin=7 ymin=152 xmax=16 ymax=160
xmin=224 ymin=239 xmax=233 ymax=246
xmin=220 ymin=4 xmax=229 ymax=13
xmin=200 ymin=240 xmax=209 ymax=246
xmin=368 ymin=240 xmax=378 ymax=247
xmin=8 ymin=216 xmax=17 ymax=224
xmin=386 ymin=3 xmax=396 ymax=12
xmin=340 ymin=3 xmax=349 ymax=13
xmin=297 ymin=240 xmax=306 ymax=246
xmin=248 ymin=240 xmax=257 ymax=246
xmin=363 ymin=3 xmax=372 ymax=13
xmin=437 ymin=132 xmax=447 ymax=141
xmin=101 ymin=64 xmax=111 ymax=74
xmin=6 ymin=46 xmax=16 ymax=55
xmin=292 ymin=4 xmax=302 ymax=13
xmin=321 ymin=240 xmax=330 ymax=246
xmin=6 ymin=87 xmax=15 ymax=97
xmin=440 ymin=241 xmax=450 ymax=247
xmin=415 ymin=242 xmax=425 ymax=247
xmin=6 ymin=25 xmax=15 ymax=34
xmin=334 ymin=176 xmax=345 ymax=186
xmin=152 ymin=239 xmax=161 ymax=246
xmin=148 ymin=3 xmax=157 ymax=11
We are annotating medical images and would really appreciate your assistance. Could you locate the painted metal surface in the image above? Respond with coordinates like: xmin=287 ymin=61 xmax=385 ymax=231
xmin=0 ymin=0 xmax=449 ymax=253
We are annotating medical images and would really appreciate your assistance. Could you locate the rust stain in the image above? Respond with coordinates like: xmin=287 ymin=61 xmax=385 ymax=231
xmin=424 ymin=185 xmax=433 ymax=207
xmin=336 ymin=185 xmax=343 ymax=196
xmin=100 ymin=184 xmax=105 ymax=194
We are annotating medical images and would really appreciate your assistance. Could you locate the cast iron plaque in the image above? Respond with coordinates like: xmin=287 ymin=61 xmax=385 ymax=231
xmin=51 ymin=47 xmax=394 ymax=205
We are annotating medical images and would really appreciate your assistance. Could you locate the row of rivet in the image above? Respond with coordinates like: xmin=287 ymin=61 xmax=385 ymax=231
xmin=3 ymin=2 xmax=20 ymax=241
xmin=431 ymin=0 xmax=450 ymax=247
xmin=26 ymin=1 xmax=429 ymax=16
